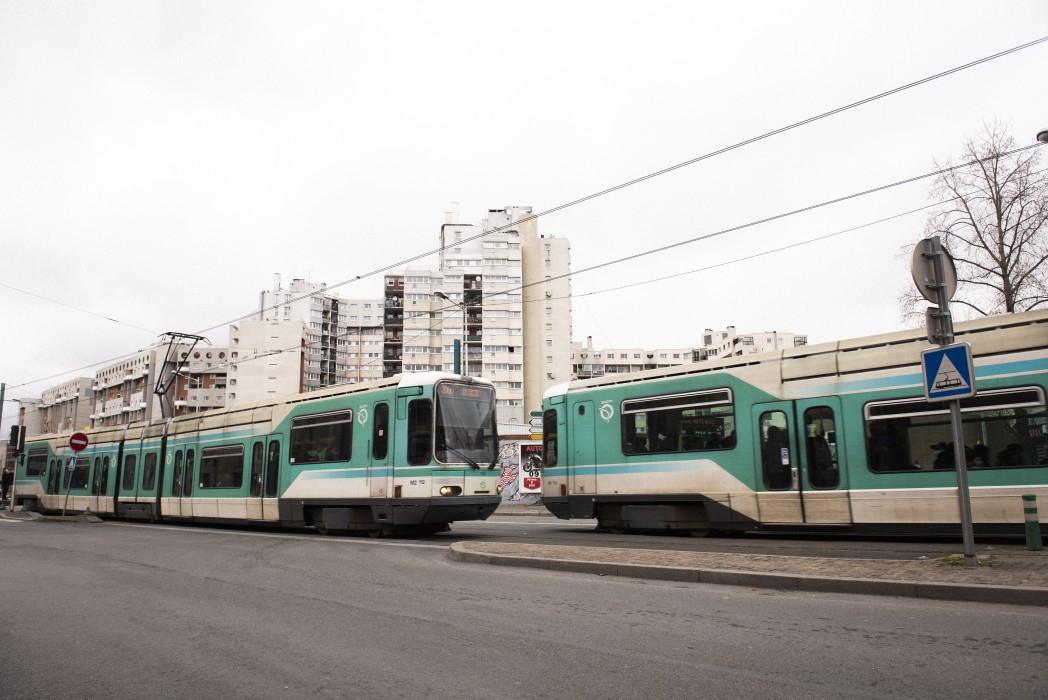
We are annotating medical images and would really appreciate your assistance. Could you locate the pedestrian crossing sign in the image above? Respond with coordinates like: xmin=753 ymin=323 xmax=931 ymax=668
xmin=921 ymin=343 xmax=976 ymax=401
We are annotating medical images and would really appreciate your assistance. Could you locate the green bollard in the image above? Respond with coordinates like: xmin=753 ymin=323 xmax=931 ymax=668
xmin=1022 ymin=494 xmax=1043 ymax=552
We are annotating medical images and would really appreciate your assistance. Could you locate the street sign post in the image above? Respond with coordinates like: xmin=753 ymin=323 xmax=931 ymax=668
xmin=63 ymin=432 xmax=89 ymax=516
xmin=913 ymin=236 xmax=977 ymax=566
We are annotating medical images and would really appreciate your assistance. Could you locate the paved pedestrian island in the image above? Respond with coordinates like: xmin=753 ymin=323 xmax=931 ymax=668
xmin=448 ymin=541 xmax=1048 ymax=607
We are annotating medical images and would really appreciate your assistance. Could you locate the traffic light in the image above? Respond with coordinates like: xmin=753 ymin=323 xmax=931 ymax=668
xmin=8 ymin=424 xmax=22 ymax=456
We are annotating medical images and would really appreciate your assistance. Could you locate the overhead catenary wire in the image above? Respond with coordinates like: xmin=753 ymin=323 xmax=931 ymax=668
xmin=186 ymin=36 xmax=1048 ymax=338
xmin=8 ymin=144 xmax=1044 ymax=392
xmin=225 ymin=165 xmax=1047 ymax=376
xmin=6 ymin=37 xmax=1047 ymax=392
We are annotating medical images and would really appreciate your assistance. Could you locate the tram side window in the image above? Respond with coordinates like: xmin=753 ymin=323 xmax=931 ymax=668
xmin=265 ymin=440 xmax=280 ymax=498
xmin=250 ymin=442 xmax=264 ymax=497
xmin=372 ymin=403 xmax=389 ymax=460
xmin=183 ymin=450 xmax=195 ymax=497
xmin=407 ymin=399 xmax=433 ymax=466
xmin=804 ymin=406 xmax=839 ymax=490
xmin=172 ymin=451 xmax=184 ymax=496
xmin=26 ymin=449 xmax=47 ymax=476
xmin=70 ymin=456 xmax=90 ymax=490
xmin=91 ymin=457 xmax=101 ymax=495
xmin=100 ymin=456 xmax=110 ymax=493
xmin=621 ymin=389 xmax=735 ymax=455
xmin=199 ymin=445 xmax=245 ymax=489
xmin=290 ymin=411 xmax=353 ymax=464
xmin=760 ymin=411 xmax=792 ymax=490
xmin=865 ymin=387 xmax=1048 ymax=472
xmin=142 ymin=453 xmax=158 ymax=491
xmin=122 ymin=455 xmax=137 ymax=491
xmin=48 ymin=460 xmax=58 ymax=494
xmin=543 ymin=409 xmax=558 ymax=467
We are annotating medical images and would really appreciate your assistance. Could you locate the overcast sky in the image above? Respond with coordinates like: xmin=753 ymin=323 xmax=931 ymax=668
xmin=2 ymin=1 xmax=1046 ymax=424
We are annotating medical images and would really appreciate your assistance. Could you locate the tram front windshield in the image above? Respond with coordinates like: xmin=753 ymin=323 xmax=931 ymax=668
xmin=435 ymin=383 xmax=498 ymax=467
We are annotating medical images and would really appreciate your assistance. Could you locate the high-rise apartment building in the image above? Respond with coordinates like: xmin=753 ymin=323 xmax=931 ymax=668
xmin=380 ymin=204 xmax=573 ymax=425
xmin=89 ymin=344 xmax=230 ymax=428
xmin=232 ymin=205 xmax=573 ymax=424
xmin=36 ymin=377 xmax=94 ymax=434
xmin=257 ymin=275 xmax=385 ymax=390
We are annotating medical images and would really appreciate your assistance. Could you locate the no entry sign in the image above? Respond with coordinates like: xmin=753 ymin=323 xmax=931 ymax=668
xmin=69 ymin=432 xmax=89 ymax=452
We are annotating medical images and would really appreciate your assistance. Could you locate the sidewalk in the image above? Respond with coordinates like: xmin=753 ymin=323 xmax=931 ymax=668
xmin=469 ymin=504 xmax=1048 ymax=606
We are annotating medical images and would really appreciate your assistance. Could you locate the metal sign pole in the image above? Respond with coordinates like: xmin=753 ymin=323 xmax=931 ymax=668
xmin=949 ymin=401 xmax=977 ymax=566
xmin=62 ymin=454 xmax=76 ymax=517
xmin=914 ymin=236 xmax=977 ymax=567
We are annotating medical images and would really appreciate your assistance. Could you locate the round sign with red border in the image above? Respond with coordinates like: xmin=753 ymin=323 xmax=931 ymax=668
xmin=69 ymin=432 xmax=89 ymax=452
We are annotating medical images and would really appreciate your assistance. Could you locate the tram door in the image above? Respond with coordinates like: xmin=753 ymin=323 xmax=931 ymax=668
xmin=569 ymin=401 xmax=597 ymax=504
xmin=246 ymin=441 xmax=266 ymax=520
xmin=369 ymin=402 xmax=391 ymax=499
xmin=794 ymin=397 xmax=850 ymax=525
xmin=751 ymin=399 xmax=851 ymax=525
xmin=168 ymin=448 xmax=196 ymax=518
xmin=246 ymin=438 xmax=281 ymax=520
xmin=93 ymin=454 xmax=113 ymax=515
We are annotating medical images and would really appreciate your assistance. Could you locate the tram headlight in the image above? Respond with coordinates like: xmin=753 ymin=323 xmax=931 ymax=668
xmin=439 ymin=485 xmax=463 ymax=496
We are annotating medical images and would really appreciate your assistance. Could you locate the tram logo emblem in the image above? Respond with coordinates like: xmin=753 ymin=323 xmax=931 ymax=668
xmin=357 ymin=407 xmax=369 ymax=425
xmin=599 ymin=403 xmax=615 ymax=422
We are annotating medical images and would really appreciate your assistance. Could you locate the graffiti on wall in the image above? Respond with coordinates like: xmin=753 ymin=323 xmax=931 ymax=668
xmin=496 ymin=440 xmax=542 ymax=505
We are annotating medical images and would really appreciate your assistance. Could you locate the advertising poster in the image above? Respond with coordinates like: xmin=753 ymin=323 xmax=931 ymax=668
xmin=517 ymin=441 xmax=542 ymax=493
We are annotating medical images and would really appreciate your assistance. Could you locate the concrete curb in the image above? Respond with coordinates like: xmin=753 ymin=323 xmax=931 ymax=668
xmin=0 ymin=510 xmax=102 ymax=523
xmin=447 ymin=542 xmax=1048 ymax=607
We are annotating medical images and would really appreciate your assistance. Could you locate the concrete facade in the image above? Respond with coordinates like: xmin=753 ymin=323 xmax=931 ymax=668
xmin=37 ymin=377 xmax=94 ymax=434
xmin=227 ymin=319 xmax=308 ymax=405
xmin=258 ymin=275 xmax=385 ymax=390
xmin=697 ymin=327 xmax=808 ymax=360
xmin=570 ymin=327 xmax=809 ymax=379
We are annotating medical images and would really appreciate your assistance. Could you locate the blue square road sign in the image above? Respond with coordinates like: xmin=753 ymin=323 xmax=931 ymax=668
xmin=921 ymin=343 xmax=976 ymax=401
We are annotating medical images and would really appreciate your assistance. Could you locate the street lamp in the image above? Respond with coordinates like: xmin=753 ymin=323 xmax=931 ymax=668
xmin=434 ymin=291 xmax=467 ymax=377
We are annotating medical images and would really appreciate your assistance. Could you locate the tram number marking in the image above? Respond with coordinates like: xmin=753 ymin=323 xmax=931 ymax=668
xmin=599 ymin=403 xmax=615 ymax=422
xmin=409 ymin=479 xmax=426 ymax=486
xmin=357 ymin=407 xmax=369 ymax=425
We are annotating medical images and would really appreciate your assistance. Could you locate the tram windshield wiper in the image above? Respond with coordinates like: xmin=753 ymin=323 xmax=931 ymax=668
xmin=441 ymin=444 xmax=481 ymax=470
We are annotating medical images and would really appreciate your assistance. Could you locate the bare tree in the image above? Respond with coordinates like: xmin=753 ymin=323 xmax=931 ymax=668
xmin=899 ymin=121 xmax=1048 ymax=323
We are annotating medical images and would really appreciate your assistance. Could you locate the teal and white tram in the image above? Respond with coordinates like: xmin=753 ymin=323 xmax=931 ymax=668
xmin=14 ymin=372 xmax=501 ymax=535
xmin=541 ymin=310 xmax=1048 ymax=536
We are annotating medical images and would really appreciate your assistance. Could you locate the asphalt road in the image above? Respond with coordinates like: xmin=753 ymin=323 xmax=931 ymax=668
xmin=1 ymin=519 xmax=1046 ymax=699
